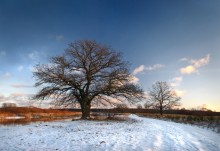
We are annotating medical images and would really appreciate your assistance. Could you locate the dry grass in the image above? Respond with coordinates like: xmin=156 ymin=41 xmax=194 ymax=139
xmin=137 ymin=113 xmax=220 ymax=133
xmin=0 ymin=107 xmax=81 ymax=125
xmin=0 ymin=107 xmax=81 ymax=119
xmin=89 ymin=113 xmax=130 ymax=121
xmin=137 ymin=113 xmax=220 ymax=122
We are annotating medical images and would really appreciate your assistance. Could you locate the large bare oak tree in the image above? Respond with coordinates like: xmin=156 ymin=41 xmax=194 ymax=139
xmin=147 ymin=81 xmax=181 ymax=115
xmin=33 ymin=40 xmax=144 ymax=119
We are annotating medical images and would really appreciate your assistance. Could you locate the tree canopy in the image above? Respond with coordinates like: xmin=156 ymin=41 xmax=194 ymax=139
xmin=33 ymin=40 xmax=144 ymax=119
xmin=147 ymin=81 xmax=181 ymax=115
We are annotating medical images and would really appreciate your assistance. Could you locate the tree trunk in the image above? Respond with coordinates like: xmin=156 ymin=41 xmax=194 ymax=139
xmin=80 ymin=102 xmax=91 ymax=120
xmin=160 ymin=106 xmax=163 ymax=115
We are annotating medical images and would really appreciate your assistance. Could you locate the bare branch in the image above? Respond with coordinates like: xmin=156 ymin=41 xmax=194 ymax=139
xmin=33 ymin=40 xmax=144 ymax=119
xmin=147 ymin=81 xmax=181 ymax=114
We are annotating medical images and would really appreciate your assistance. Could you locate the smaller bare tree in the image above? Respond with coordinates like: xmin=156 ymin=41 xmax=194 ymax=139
xmin=148 ymin=81 xmax=181 ymax=115
xmin=137 ymin=104 xmax=143 ymax=109
xmin=116 ymin=103 xmax=128 ymax=109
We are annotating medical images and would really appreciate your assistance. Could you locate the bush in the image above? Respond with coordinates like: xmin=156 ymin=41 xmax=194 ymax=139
xmin=116 ymin=104 xmax=128 ymax=109
xmin=186 ymin=115 xmax=193 ymax=121
xmin=137 ymin=104 xmax=143 ymax=109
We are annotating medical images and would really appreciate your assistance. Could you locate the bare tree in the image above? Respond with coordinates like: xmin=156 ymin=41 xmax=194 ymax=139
xmin=147 ymin=81 xmax=181 ymax=115
xmin=115 ymin=103 xmax=128 ymax=109
xmin=33 ymin=40 xmax=144 ymax=119
xmin=137 ymin=104 xmax=143 ymax=109
xmin=2 ymin=103 xmax=17 ymax=108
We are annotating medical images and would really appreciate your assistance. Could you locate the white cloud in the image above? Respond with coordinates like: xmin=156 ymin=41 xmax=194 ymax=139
xmin=170 ymin=76 xmax=183 ymax=87
xmin=179 ymin=57 xmax=188 ymax=62
xmin=17 ymin=65 xmax=24 ymax=71
xmin=133 ymin=65 xmax=145 ymax=75
xmin=190 ymin=54 xmax=210 ymax=68
xmin=0 ymin=51 xmax=6 ymax=56
xmin=173 ymin=77 xmax=183 ymax=82
xmin=145 ymin=64 xmax=165 ymax=71
xmin=0 ymin=93 xmax=49 ymax=107
xmin=174 ymin=89 xmax=185 ymax=97
xmin=0 ymin=93 xmax=32 ymax=107
xmin=133 ymin=64 xmax=165 ymax=75
xmin=180 ymin=65 xmax=197 ymax=74
xmin=180 ymin=54 xmax=210 ymax=75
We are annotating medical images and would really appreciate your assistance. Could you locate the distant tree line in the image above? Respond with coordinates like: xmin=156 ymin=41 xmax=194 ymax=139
xmin=1 ymin=103 xmax=17 ymax=108
xmin=67 ymin=108 xmax=220 ymax=116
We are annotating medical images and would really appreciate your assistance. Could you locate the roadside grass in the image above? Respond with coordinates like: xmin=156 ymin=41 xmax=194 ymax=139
xmin=0 ymin=107 xmax=81 ymax=125
xmin=137 ymin=113 xmax=220 ymax=133
xmin=90 ymin=112 xmax=130 ymax=122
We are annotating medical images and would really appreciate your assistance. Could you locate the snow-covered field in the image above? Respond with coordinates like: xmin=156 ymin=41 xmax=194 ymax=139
xmin=1 ymin=114 xmax=220 ymax=151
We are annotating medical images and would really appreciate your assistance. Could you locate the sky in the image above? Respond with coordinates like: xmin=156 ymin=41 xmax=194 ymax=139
xmin=0 ymin=0 xmax=220 ymax=111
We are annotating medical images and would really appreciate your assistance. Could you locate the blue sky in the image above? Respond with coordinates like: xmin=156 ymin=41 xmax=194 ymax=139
xmin=0 ymin=0 xmax=220 ymax=111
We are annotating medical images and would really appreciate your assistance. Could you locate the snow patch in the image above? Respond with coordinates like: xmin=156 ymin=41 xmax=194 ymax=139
xmin=4 ymin=116 xmax=25 ymax=119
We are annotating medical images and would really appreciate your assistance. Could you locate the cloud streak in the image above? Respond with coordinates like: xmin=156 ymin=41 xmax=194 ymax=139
xmin=174 ymin=89 xmax=185 ymax=97
xmin=133 ymin=65 xmax=145 ymax=75
xmin=0 ymin=93 xmax=51 ymax=107
xmin=180 ymin=65 xmax=196 ymax=74
xmin=133 ymin=64 xmax=165 ymax=75
xmin=179 ymin=57 xmax=188 ymax=62
xmin=180 ymin=54 xmax=210 ymax=75
xmin=170 ymin=76 xmax=183 ymax=87
xmin=191 ymin=54 xmax=210 ymax=68
xmin=0 ymin=93 xmax=31 ymax=106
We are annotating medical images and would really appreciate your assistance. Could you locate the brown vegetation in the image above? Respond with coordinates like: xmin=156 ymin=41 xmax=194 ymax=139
xmin=137 ymin=113 xmax=220 ymax=133
xmin=69 ymin=108 xmax=220 ymax=116
xmin=0 ymin=107 xmax=80 ymax=119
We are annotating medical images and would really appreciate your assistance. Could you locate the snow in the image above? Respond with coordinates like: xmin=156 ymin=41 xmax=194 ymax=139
xmin=1 ymin=114 xmax=220 ymax=151
xmin=4 ymin=116 xmax=25 ymax=119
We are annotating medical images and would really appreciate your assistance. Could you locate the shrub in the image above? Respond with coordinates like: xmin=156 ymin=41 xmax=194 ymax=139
xmin=187 ymin=115 xmax=193 ymax=121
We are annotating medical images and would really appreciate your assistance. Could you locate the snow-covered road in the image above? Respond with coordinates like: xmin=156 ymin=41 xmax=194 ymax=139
xmin=1 ymin=114 xmax=220 ymax=151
